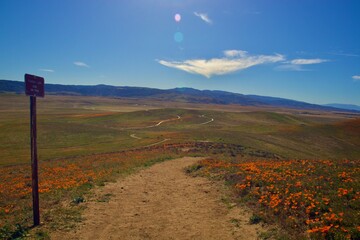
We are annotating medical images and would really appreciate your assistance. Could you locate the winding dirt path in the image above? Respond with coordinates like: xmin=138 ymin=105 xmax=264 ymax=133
xmin=198 ymin=115 xmax=214 ymax=125
xmin=125 ymin=115 xmax=181 ymax=130
xmin=52 ymin=157 xmax=265 ymax=240
xmin=130 ymin=134 xmax=142 ymax=140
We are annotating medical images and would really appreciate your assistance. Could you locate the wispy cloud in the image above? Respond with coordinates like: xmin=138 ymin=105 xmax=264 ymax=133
xmin=223 ymin=50 xmax=248 ymax=58
xmin=74 ymin=61 xmax=90 ymax=68
xmin=328 ymin=51 xmax=359 ymax=57
xmin=277 ymin=58 xmax=328 ymax=71
xmin=194 ymin=12 xmax=212 ymax=24
xmin=290 ymin=58 xmax=328 ymax=65
xmin=158 ymin=50 xmax=284 ymax=78
xmin=352 ymin=75 xmax=360 ymax=81
xmin=39 ymin=68 xmax=54 ymax=73
xmin=275 ymin=64 xmax=308 ymax=72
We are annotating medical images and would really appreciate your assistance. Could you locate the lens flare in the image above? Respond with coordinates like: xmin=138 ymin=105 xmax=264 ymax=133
xmin=174 ymin=14 xmax=181 ymax=22
xmin=174 ymin=32 xmax=184 ymax=43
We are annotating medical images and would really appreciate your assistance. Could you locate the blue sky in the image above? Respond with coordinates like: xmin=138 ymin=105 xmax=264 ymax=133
xmin=1 ymin=0 xmax=359 ymax=105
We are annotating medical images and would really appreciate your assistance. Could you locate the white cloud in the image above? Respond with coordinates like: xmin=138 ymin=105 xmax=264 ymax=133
xmin=276 ymin=58 xmax=328 ymax=71
xmin=223 ymin=50 xmax=248 ymax=58
xmin=290 ymin=58 xmax=328 ymax=65
xmin=74 ymin=61 xmax=90 ymax=68
xmin=158 ymin=51 xmax=284 ymax=78
xmin=352 ymin=75 xmax=360 ymax=81
xmin=275 ymin=64 xmax=307 ymax=72
xmin=328 ymin=51 xmax=359 ymax=57
xmin=39 ymin=68 xmax=54 ymax=73
xmin=194 ymin=12 xmax=212 ymax=24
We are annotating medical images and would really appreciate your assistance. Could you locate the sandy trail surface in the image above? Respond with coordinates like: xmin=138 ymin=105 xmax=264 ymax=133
xmin=52 ymin=157 xmax=264 ymax=240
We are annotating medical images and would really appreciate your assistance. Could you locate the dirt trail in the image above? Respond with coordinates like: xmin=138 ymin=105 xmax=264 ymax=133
xmin=53 ymin=157 xmax=265 ymax=240
xmin=198 ymin=115 xmax=214 ymax=125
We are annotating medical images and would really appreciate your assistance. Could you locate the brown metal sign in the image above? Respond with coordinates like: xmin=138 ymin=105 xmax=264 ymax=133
xmin=25 ymin=74 xmax=45 ymax=98
xmin=24 ymin=73 xmax=45 ymax=226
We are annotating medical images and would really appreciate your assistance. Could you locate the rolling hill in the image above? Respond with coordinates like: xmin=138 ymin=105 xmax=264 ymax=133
xmin=0 ymin=79 xmax=358 ymax=112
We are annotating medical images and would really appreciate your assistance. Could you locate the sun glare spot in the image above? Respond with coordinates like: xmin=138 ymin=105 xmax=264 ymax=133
xmin=174 ymin=13 xmax=181 ymax=22
xmin=174 ymin=32 xmax=183 ymax=43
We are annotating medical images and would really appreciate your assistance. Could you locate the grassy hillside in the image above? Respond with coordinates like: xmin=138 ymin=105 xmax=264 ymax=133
xmin=1 ymin=93 xmax=359 ymax=238
xmin=0 ymin=94 xmax=359 ymax=166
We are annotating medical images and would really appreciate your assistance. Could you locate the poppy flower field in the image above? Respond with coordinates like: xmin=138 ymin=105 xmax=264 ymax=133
xmin=0 ymin=145 xmax=186 ymax=237
xmin=197 ymin=157 xmax=360 ymax=239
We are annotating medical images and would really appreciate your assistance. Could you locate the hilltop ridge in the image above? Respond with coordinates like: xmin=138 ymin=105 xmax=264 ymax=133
xmin=1 ymin=79 xmax=358 ymax=113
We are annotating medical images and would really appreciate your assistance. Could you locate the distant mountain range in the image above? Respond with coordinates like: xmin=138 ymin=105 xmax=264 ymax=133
xmin=1 ymin=79 xmax=359 ymax=113
xmin=323 ymin=104 xmax=360 ymax=112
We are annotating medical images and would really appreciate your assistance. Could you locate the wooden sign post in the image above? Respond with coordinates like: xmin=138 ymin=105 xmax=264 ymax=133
xmin=25 ymin=74 xmax=45 ymax=226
